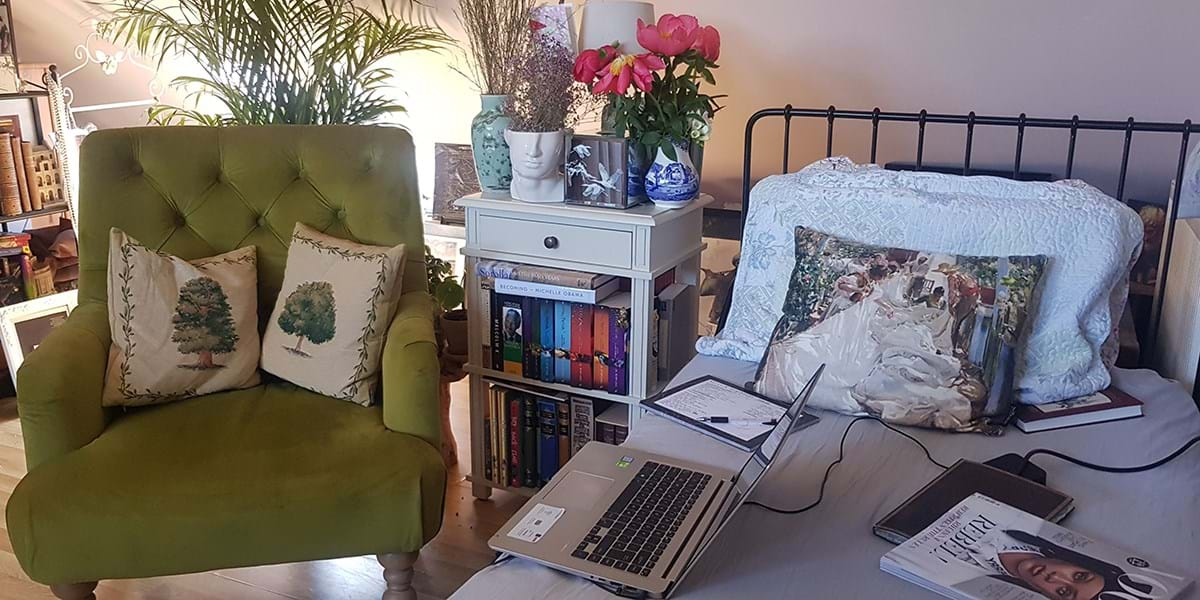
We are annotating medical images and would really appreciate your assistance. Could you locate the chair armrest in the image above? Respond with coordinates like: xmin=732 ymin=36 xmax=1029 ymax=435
xmin=16 ymin=302 xmax=112 ymax=470
xmin=381 ymin=291 xmax=441 ymax=449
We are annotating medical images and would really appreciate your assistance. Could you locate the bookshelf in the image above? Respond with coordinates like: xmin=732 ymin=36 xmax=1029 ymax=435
xmin=458 ymin=193 xmax=711 ymax=499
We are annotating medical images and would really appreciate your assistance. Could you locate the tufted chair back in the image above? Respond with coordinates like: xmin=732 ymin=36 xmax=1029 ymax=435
xmin=76 ymin=126 xmax=427 ymax=326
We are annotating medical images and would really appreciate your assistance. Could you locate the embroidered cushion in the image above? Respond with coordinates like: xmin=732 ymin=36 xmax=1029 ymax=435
xmin=103 ymin=228 xmax=260 ymax=406
xmin=754 ymin=227 xmax=1046 ymax=433
xmin=261 ymin=223 xmax=406 ymax=405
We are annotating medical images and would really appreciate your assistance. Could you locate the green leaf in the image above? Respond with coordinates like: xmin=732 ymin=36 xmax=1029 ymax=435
xmin=661 ymin=141 xmax=678 ymax=162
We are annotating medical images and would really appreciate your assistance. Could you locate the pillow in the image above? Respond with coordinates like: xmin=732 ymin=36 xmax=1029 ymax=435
xmin=261 ymin=223 xmax=406 ymax=406
xmin=697 ymin=158 xmax=1142 ymax=405
xmin=103 ymin=229 xmax=260 ymax=406
xmin=754 ymin=227 xmax=1046 ymax=433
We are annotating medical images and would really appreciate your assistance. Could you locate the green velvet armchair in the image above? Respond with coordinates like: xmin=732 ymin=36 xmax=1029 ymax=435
xmin=5 ymin=126 xmax=446 ymax=600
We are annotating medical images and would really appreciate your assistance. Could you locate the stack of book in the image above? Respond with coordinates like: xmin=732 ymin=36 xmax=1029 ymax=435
xmin=0 ymin=123 xmax=60 ymax=217
xmin=482 ymin=382 xmax=626 ymax=490
xmin=478 ymin=260 xmax=677 ymax=397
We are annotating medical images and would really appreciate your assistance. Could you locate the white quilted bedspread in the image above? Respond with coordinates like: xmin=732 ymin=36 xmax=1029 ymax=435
xmin=696 ymin=158 xmax=1144 ymax=404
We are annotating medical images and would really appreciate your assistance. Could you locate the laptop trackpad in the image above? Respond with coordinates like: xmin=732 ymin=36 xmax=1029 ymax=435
xmin=544 ymin=471 xmax=614 ymax=510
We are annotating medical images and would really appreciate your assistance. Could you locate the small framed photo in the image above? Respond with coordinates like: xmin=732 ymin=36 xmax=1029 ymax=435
xmin=0 ymin=290 xmax=78 ymax=384
xmin=432 ymin=142 xmax=479 ymax=225
xmin=566 ymin=134 xmax=639 ymax=209
xmin=0 ymin=1 xmax=21 ymax=93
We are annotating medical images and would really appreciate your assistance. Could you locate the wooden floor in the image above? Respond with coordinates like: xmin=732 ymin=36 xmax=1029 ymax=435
xmin=0 ymin=380 xmax=525 ymax=600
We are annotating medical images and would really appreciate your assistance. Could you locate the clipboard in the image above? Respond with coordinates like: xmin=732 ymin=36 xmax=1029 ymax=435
xmin=640 ymin=375 xmax=792 ymax=451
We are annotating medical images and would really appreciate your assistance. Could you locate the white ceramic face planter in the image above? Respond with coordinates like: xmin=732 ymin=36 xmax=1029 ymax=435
xmin=505 ymin=129 xmax=566 ymax=203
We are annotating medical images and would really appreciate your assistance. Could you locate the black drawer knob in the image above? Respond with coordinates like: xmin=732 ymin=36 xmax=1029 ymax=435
xmin=543 ymin=236 xmax=559 ymax=249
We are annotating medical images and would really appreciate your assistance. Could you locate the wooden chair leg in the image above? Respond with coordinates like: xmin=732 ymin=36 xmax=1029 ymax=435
xmin=378 ymin=551 xmax=418 ymax=600
xmin=49 ymin=582 xmax=97 ymax=600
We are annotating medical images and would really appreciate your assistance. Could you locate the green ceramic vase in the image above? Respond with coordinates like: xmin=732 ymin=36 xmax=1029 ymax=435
xmin=471 ymin=95 xmax=512 ymax=195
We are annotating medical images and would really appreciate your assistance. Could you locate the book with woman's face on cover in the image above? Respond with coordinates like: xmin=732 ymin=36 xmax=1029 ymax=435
xmin=882 ymin=493 xmax=1193 ymax=600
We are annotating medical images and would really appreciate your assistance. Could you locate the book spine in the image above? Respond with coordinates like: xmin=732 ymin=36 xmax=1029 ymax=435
xmin=522 ymin=396 xmax=538 ymax=487
xmin=614 ymin=424 xmax=628 ymax=445
xmin=482 ymin=387 xmax=493 ymax=482
xmin=539 ymin=299 xmax=555 ymax=382
xmin=490 ymin=288 xmax=503 ymax=371
xmin=537 ymin=399 xmax=559 ymax=486
xmin=609 ymin=307 xmax=629 ymax=395
xmin=570 ymin=304 xmax=594 ymax=388
xmin=508 ymin=394 xmax=521 ymax=488
xmin=497 ymin=389 xmax=508 ymax=486
xmin=556 ymin=401 xmax=571 ymax=467
xmin=10 ymin=137 xmax=29 ymax=213
xmin=500 ymin=296 xmax=523 ymax=376
xmin=656 ymin=296 xmax=670 ymax=383
xmin=593 ymin=307 xmax=610 ymax=390
xmin=0 ymin=134 xmax=20 ymax=217
xmin=478 ymin=259 xmax=605 ymax=289
xmin=21 ymin=142 xmax=40 ymax=211
xmin=554 ymin=301 xmax=572 ymax=383
xmin=494 ymin=278 xmax=600 ymax=304
xmin=599 ymin=422 xmax=615 ymax=444
xmin=570 ymin=396 xmax=594 ymax=454
xmin=480 ymin=277 xmax=493 ymax=370
xmin=522 ymin=296 xmax=538 ymax=379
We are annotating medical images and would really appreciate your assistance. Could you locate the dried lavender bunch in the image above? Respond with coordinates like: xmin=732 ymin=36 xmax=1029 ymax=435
xmin=506 ymin=40 xmax=597 ymax=132
xmin=455 ymin=0 xmax=535 ymax=95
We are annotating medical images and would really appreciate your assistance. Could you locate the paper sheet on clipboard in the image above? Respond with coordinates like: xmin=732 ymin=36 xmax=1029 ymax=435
xmin=652 ymin=379 xmax=787 ymax=443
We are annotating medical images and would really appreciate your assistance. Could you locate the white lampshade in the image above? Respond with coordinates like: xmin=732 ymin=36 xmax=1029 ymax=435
xmin=578 ymin=1 xmax=655 ymax=54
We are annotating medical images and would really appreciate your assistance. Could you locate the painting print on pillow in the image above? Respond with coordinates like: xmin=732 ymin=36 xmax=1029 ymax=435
xmin=754 ymin=228 xmax=1046 ymax=433
xmin=103 ymin=229 xmax=261 ymax=406
xmin=261 ymin=223 xmax=405 ymax=406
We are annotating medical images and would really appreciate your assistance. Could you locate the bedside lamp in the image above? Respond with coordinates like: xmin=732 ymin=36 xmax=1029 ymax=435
xmin=578 ymin=1 xmax=655 ymax=54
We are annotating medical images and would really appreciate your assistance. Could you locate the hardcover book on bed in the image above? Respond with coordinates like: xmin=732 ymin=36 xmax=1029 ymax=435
xmin=874 ymin=460 xmax=1073 ymax=545
xmin=1016 ymin=388 xmax=1143 ymax=433
xmin=882 ymin=493 xmax=1193 ymax=600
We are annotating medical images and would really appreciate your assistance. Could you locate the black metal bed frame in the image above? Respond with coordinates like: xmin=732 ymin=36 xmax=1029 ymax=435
xmin=739 ymin=105 xmax=1200 ymax=399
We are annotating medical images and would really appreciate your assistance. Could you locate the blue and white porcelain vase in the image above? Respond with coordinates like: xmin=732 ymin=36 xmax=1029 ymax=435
xmin=644 ymin=140 xmax=700 ymax=208
xmin=470 ymin=94 xmax=512 ymax=196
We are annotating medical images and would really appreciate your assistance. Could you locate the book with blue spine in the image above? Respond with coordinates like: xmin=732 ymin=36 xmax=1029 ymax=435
xmin=521 ymin=296 xmax=538 ymax=379
xmin=554 ymin=301 xmax=572 ymax=383
xmin=539 ymin=299 xmax=555 ymax=382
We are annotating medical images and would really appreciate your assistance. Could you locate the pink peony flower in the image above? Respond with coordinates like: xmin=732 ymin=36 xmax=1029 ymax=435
xmin=573 ymin=45 xmax=617 ymax=84
xmin=592 ymin=53 xmax=666 ymax=95
xmin=692 ymin=25 xmax=721 ymax=62
xmin=636 ymin=14 xmax=700 ymax=57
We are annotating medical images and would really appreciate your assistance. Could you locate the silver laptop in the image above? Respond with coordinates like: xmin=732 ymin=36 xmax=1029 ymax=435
xmin=489 ymin=366 xmax=824 ymax=598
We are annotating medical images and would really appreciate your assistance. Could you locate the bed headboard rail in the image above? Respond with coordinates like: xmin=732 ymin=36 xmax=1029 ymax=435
xmin=740 ymin=106 xmax=1199 ymax=390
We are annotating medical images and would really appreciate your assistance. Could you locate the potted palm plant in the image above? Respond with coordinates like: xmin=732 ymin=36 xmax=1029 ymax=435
xmin=98 ymin=0 xmax=449 ymax=125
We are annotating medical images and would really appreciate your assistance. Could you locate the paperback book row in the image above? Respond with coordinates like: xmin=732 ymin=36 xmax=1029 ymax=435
xmin=482 ymin=382 xmax=629 ymax=490
xmin=476 ymin=259 xmax=692 ymax=396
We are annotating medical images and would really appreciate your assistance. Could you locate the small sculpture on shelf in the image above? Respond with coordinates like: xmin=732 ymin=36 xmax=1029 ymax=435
xmin=29 ymin=146 xmax=63 ymax=209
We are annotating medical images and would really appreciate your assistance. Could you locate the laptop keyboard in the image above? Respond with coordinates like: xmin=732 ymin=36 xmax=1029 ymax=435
xmin=571 ymin=461 xmax=711 ymax=577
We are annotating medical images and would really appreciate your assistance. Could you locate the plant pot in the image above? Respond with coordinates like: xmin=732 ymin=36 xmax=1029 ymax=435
xmin=470 ymin=94 xmax=512 ymax=197
xmin=504 ymin=129 xmax=567 ymax=203
xmin=644 ymin=139 xmax=700 ymax=208
xmin=439 ymin=308 xmax=470 ymax=357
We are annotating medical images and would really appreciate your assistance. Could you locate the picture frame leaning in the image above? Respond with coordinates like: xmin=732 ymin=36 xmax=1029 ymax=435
xmin=0 ymin=1 xmax=22 ymax=93
xmin=0 ymin=289 xmax=78 ymax=384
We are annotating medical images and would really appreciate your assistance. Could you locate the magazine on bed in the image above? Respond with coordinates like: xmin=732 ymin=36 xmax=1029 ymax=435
xmin=881 ymin=493 xmax=1193 ymax=600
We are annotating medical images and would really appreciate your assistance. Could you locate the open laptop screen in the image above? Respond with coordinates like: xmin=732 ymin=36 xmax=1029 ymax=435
xmin=675 ymin=365 xmax=824 ymax=586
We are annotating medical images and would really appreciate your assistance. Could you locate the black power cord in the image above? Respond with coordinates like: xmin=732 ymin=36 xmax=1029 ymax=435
xmin=748 ymin=418 xmax=1200 ymax=515
xmin=746 ymin=416 xmax=950 ymax=515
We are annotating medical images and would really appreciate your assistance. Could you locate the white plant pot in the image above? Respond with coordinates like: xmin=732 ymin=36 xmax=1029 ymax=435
xmin=504 ymin=129 xmax=567 ymax=203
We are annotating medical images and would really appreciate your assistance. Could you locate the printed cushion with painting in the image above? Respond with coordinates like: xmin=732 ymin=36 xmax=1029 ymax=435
xmin=260 ymin=223 xmax=406 ymax=406
xmin=754 ymin=227 xmax=1046 ymax=433
xmin=103 ymin=228 xmax=260 ymax=406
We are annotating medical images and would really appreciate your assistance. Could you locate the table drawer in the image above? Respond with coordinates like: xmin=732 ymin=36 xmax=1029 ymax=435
xmin=476 ymin=214 xmax=634 ymax=269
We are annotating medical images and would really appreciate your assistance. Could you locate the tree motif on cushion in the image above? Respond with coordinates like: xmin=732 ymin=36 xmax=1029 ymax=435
xmin=171 ymin=276 xmax=240 ymax=369
xmin=278 ymin=281 xmax=337 ymax=357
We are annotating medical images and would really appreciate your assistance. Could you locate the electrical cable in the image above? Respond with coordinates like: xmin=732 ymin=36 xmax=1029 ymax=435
xmin=1020 ymin=434 xmax=1200 ymax=475
xmin=746 ymin=416 xmax=949 ymax=515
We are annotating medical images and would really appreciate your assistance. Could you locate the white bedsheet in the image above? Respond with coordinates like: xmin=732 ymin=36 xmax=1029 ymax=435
xmin=450 ymin=355 xmax=1200 ymax=600
xmin=696 ymin=158 xmax=1145 ymax=404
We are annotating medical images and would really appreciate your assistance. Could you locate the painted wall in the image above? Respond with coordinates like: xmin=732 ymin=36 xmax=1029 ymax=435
xmin=15 ymin=0 xmax=1200 ymax=209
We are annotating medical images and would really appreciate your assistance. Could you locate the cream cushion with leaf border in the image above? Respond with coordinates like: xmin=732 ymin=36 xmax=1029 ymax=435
xmin=261 ymin=223 xmax=406 ymax=406
xmin=103 ymin=228 xmax=261 ymax=406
